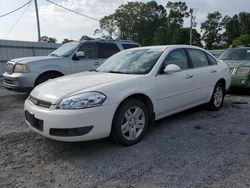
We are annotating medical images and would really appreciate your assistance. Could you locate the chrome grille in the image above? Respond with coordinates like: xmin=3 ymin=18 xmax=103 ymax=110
xmin=6 ymin=63 xmax=14 ymax=74
xmin=29 ymin=96 xmax=52 ymax=108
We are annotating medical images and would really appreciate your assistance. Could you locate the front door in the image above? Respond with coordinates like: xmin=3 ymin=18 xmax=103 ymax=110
xmin=156 ymin=49 xmax=196 ymax=118
xmin=71 ymin=43 xmax=99 ymax=73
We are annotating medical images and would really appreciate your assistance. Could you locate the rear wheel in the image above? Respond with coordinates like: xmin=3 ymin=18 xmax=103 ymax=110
xmin=208 ymin=83 xmax=225 ymax=111
xmin=111 ymin=98 xmax=149 ymax=146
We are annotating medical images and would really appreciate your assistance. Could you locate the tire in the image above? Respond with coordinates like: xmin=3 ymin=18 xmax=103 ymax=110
xmin=35 ymin=73 xmax=62 ymax=86
xmin=208 ymin=83 xmax=225 ymax=111
xmin=111 ymin=98 xmax=149 ymax=146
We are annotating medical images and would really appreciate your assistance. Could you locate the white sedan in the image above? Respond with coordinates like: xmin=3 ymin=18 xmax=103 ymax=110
xmin=24 ymin=45 xmax=231 ymax=146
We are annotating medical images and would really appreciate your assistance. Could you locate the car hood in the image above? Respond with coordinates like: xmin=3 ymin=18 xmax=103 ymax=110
xmin=221 ymin=60 xmax=250 ymax=67
xmin=30 ymin=71 xmax=138 ymax=104
xmin=9 ymin=56 xmax=61 ymax=65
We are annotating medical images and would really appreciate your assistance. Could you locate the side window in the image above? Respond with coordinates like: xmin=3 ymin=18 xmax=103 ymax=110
xmin=163 ymin=49 xmax=188 ymax=70
xmin=98 ymin=43 xmax=120 ymax=58
xmin=78 ymin=43 xmax=97 ymax=59
xmin=122 ymin=43 xmax=140 ymax=49
xmin=207 ymin=54 xmax=217 ymax=65
xmin=188 ymin=49 xmax=209 ymax=68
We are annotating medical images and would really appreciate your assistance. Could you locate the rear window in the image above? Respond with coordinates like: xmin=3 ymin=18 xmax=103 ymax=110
xmin=218 ymin=48 xmax=250 ymax=61
xmin=122 ymin=43 xmax=140 ymax=50
xmin=187 ymin=49 xmax=209 ymax=68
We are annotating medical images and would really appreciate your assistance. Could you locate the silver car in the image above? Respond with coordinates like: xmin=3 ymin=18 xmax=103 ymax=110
xmin=2 ymin=39 xmax=140 ymax=92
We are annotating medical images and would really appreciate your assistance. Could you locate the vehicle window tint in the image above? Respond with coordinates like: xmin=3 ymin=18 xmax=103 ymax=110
xmin=78 ymin=43 xmax=97 ymax=59
xmin=188 ymin=49 xmax=209 ymax=68
xmin=219 ymin=48 xmax=250 ymax=60
xmin=207 ymin=54 xmax=217 ymax=65
xmin=122 ymin=43 xmax=140 ymax=49
xmin=163 ymin=49 xmax=188 ymax=70
xmin=98 ymin=43 xmax=120 ymax=58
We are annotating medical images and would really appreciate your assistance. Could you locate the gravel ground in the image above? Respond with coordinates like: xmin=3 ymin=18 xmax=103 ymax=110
xmin=0 ymin=79 xmax=250 ymax=188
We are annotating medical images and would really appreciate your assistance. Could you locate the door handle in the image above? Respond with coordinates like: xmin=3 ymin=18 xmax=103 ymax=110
xmin=94 ymin=62 xmax=99 ymax=66
xmin=210 ymin=69 xmax=217 ymax=73
xmin=185 ymin=74 xmax=193 ymax=79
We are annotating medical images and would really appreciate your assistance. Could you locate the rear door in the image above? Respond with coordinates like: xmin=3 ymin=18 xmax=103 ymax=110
xmin=71 ymin=42 xmax=98 ymax=73
xmin=186 ymin=49 xmax=218 ymax=103
xmin=156 ymin=49 xmax=196 ymax=117
xmin=97 ymin=42 xmax=120 ymax=67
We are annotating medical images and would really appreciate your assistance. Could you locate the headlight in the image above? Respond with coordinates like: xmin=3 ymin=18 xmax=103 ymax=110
xmin=14 ymin=64 xmax=30 ymax=73
xmin=58 ymin=92 xmax=106 ymax=110
xmin=237 ymin=67 xmax=250 ymax=74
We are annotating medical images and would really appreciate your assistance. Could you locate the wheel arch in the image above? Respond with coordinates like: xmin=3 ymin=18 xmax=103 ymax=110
xmin=35 ymin=70 xmax=64 ymax=86
xmin=216 ymin=78 xmax=226 ymax=92
xmin=113 ymin=93 xmax=155 ymax=125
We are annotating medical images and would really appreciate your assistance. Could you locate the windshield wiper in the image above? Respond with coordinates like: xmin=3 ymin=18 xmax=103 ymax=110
xmin=107 ymin=71 xmax=135 ymax=74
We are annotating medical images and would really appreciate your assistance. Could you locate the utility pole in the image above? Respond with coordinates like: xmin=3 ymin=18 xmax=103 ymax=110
xmin=189 ymin=8 xmax=194 ymax=45
xmin=34 ymin=0 xmax=41 ymax=42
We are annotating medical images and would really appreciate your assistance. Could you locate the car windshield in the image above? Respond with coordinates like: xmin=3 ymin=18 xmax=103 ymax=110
xmin=218 ymin=48 xmax=250 ymax=61
xmin=96 ymin=48 xmax=165 ymax=74
xmin=49 ymin=42 xmax=79 ymax=57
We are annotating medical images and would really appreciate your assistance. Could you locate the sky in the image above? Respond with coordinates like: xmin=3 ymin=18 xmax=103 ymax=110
xmin=0 ymin=0 xmax=250 ymax=43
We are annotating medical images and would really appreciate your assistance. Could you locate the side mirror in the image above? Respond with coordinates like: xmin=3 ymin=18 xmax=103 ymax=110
xmin=164 ymin=64 xmax=181 ymax=74
xmin=75 ymin=51 xmax=85 ymax=58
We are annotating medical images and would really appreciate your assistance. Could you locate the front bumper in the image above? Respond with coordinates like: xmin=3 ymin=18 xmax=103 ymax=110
xmin=2 ymin=72 xmax=38 ymax=92
xmin=230 ymin=74 xmax=250 ymax=89
xmin=24 ymin=99 xmax=116 ymax=142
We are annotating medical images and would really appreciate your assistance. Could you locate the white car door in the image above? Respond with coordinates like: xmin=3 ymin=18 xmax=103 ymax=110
xmin=71 ymin=43 xmax=99 ymax=73
xmin=156 ymin=49 xmax=196 ymax=118
xmin=186 ymin=49 xmax=218 ymax=104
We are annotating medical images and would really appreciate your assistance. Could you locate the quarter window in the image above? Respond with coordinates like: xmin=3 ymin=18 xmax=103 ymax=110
xmin=98 ymin=43 xmax=120 ymax=58
xmin=163 ymin=49 xmax=188 ymax=70
xmin=207 ymin=54 xmax=217 ymax=65
xmin=188 ymin=49 xmax=209 ymax=68
xmin=78 ymin=43 xmax=97 ymax=59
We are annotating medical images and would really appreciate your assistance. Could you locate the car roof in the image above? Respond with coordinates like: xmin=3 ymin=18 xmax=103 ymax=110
xmin=79 ymin=39 xmax=139 ymax=45
xmin=125 ymin=45 xmax=205 ymax=51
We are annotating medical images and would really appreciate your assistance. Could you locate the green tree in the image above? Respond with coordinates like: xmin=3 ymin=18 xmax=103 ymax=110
xmin=96 ymin=1 xmax=201 ymax=46
xmin=80 ymin=35 xmax=94 ymax=41
xmin=238 ymin=12 xmax=250 ymax=35
xmin=221 ymin=15 xmax=240 ymax=45
xmin=62 ymin=38 xmax=74 ymax=44
xmin=153 ymin=2 xmax=192 ymax=45
xmin=232 ymin=34 xmax=250 ymax=45
xmin=41 ymin=35 xmax=57 ymax=43
xmin=97 ymin=1 xmax=167 ymax=45
xmin=201 ymin=11 xmax=222 ymax=49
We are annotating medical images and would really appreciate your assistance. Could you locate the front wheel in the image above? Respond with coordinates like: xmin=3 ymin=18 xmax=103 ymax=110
xmin=111 ymin=99 xmax=149 ymax=146
xmin=208 ymin=83 xmax=225 ymax=111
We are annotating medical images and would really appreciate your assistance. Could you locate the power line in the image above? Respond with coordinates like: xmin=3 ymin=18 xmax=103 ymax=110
xmin=46 ymin=0 xmax=100 ymax=21
xmin=4 ymin=0 xmax=32 ymax=38
xmin=0 ymin=0 xmax=32 ymax=17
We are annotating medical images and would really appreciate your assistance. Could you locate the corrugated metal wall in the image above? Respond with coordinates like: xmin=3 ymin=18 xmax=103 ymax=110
xmin=0 ymin=39 xmax=61 ymax=75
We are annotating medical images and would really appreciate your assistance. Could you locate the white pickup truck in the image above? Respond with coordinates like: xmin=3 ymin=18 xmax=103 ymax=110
xmin=3 ymin=39 xmax=140 ymax=92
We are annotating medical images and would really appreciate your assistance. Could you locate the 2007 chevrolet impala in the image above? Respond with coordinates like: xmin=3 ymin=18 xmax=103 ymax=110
xmin=24 ymin=45 xmax=231 ymax=146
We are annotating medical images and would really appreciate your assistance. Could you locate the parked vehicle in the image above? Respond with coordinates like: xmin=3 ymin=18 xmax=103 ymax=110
xmin=2 ymin=39 xmax=140 ymax=92
xmin=209 ymin=50 xmax=224 ymax=58
xmin=218 ymin=46 xmax=250 ymax=89
xmin=24 ymin=45 xmax=231 ymax=146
